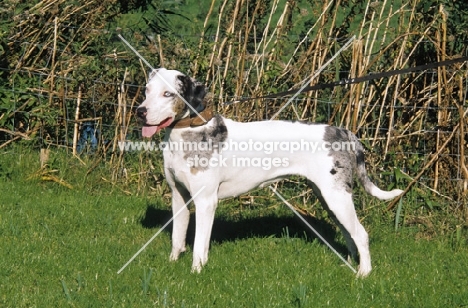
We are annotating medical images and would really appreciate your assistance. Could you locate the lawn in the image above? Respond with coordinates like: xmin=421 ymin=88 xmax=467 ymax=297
xmin=0 ymin=149 xmax=467 ymax=307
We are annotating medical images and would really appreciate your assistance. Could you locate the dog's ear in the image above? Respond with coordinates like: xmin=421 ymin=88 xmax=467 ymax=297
xmin=177 ymin=75 xmax=206 ymax=114
xmin=191 ymin=79 xmax=207 ymax=112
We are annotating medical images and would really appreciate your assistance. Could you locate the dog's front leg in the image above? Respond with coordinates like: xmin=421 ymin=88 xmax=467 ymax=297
xmin=191 ymin=193 xmax=218 ymax=273
xmin=169 ymin=184 xmax=191 ymax=262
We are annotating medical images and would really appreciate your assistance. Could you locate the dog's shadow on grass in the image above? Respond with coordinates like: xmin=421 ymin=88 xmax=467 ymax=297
xmin=139 ymin=204 xmax=348 ymax=256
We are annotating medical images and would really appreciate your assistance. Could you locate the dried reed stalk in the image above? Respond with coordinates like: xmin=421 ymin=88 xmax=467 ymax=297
xmin=433 ymin=4 xmax=449 ymax=192
xmin=48 ymin=17 xmax=58 ymax=107
xmin=458 ymin=76 xmax=468 ymax=194
xmin=206 ymin=0 xmax=229 ymax=86
xmin=193 ymin=0 xmax=216 ymax=75
xmin=72 ymin=85 xmax=82 ymax=156
xmin=283 ymin=0 xmax=334 ymax=72
xmin=110 ymin=69 xmax=130 ymax=180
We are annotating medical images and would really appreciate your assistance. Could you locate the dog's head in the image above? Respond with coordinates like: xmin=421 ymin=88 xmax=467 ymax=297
xmin=136 ymin=68 xmax=207 ymax=138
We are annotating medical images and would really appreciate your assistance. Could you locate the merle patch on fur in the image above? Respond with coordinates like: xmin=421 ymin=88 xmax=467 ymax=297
xmin=177 ymin=75 xmax=206 ymax=115
xmin=323 ymin=126 xmax=356 ymax=193
xmin=181 ymin=115 xmax=228 ymax=172
xmin=323 ymin=126 xmax=376 ymax=194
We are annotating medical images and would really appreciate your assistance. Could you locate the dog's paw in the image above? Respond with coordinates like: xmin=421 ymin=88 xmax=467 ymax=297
xmin=169 ymin=247 xmax=186 ymax=261
xmin=356 ymin=264 xmax=372 ymax=278
xmin=191 ymin=257 xmax=205 ymax=273
xmin=191 ymin=264 xmax=203 ymax=273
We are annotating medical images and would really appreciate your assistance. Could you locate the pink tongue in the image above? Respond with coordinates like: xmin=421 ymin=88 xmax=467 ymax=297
xmin=141 ymin=118 xmax=174 ymax=138
xmin=142 ymin=126 xmax=159 ymax=138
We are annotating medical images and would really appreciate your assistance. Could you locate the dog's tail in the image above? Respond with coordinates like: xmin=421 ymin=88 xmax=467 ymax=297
xmin=351 ymin=133 xmax=404 ymax=201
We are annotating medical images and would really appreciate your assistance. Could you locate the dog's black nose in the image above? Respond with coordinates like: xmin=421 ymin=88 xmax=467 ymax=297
xmin=136 ymin=106 xmax=147 ymax=119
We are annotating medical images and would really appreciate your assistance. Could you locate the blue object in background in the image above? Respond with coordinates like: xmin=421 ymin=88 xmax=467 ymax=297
xmin=77 ymin=122 xmax=99 ymax=153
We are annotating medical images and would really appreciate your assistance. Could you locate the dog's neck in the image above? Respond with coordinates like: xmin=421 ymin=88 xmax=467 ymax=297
xmin=170 ymin=96 xmax=214 ymax=129
xmin=170 ymin=108 xmax=213 ymax=128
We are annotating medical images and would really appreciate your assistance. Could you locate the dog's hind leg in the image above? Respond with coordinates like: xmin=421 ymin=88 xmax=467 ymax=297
xmin=169 ymin=183 xmax=191 ymax=262
xmin=325 ymin=191 xmax=371 ymax=277
xmin=309 ymin=181 xmax=371 ymax=277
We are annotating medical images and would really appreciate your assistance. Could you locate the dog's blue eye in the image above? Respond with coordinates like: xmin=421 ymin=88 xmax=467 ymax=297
xmin=164 ymin=91 xmax=174 ymax=97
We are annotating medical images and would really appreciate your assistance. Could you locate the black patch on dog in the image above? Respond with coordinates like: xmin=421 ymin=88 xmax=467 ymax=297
xmin=356 ymin=148 xmax=365 ymax=165
xmin=177 ymin=75 xmax=206 ymax=115
xmin=181 ymin=115 xmax=228 ymax=173
xmin=330 ymin=168 xmax=337 ymax=175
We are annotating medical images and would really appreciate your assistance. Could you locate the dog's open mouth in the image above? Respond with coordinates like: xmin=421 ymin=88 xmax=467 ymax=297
xmin=142 ymin=117 xmax=173 ymax=138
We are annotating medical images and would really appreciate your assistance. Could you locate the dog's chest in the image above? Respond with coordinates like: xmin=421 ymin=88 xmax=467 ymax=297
xmin=162 ymin=117 xmax=228 ymax=174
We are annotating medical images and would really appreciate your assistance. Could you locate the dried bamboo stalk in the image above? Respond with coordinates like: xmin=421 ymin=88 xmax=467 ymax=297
xmin=206 ymin=0 xmax=229 ymax=85
xmin=458 ymin=76 xmax=468 ymax=194
xmin=48 ymin=17 xmax=58 ymax=108
xmin=267 ymin=0 xmax=290 ymax=64
xmin=236 ymin=1 xmax=262 ymax=98
xmin=193 ymin=0 xmax=216 ymax=75
xmin=283 ymin=0 xmax=334 ymax=72
xmin=433 ymin=4 xmax=449 ymax=192
xmin=157 ymin=35 xmax=165 ymax=67
xmin=110 ymin=86 xmax=123 ymax=169
xmin=254 ymin=0 xmax=280 ymax=99
xmin=72 ymin=85 xmax=82 ymax=156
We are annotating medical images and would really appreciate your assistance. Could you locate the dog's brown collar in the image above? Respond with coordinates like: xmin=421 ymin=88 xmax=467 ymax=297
xmin=170 ymin=106 xmax=214 ymax=129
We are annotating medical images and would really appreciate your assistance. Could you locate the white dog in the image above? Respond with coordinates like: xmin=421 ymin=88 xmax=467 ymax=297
xmin=136 ymin=68 xmax=403 ymax=277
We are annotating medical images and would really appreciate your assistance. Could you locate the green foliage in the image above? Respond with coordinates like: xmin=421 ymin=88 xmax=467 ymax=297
xmin=414 ymin=0 xmax=468 ymax=53
xmin=0 ymin=150 xmax=467 ymax=306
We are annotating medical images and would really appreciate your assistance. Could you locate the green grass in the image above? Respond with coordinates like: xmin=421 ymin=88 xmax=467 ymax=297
xmin=1 ymin=148 xmax=467 ymax=307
